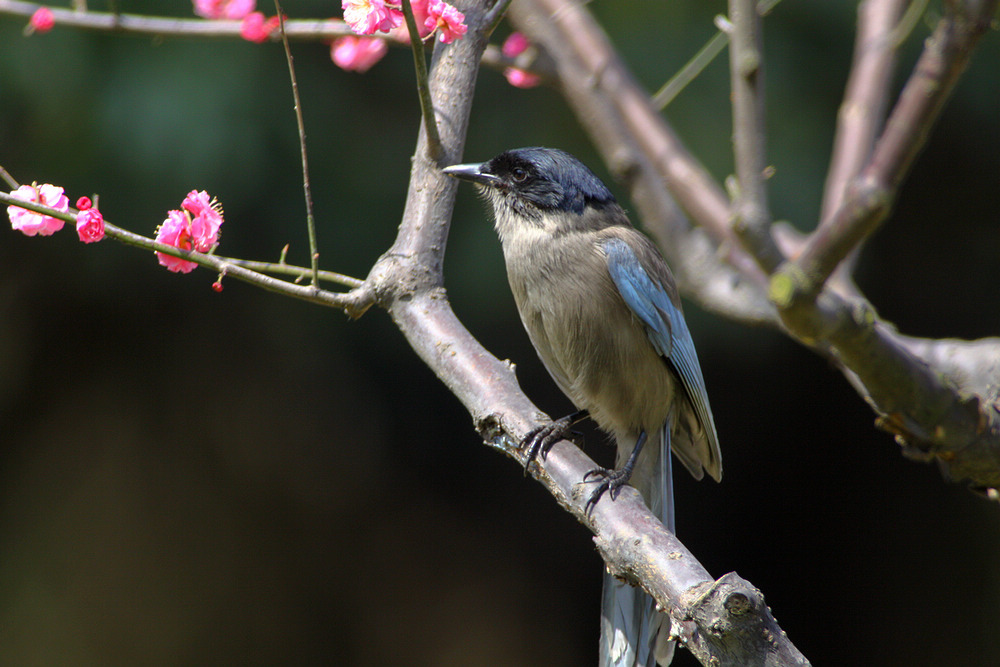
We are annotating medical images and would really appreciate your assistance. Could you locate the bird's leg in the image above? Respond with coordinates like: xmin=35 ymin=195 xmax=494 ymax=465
xmin=583 ymin=430 xmax=648 ymax=513
xmin=522 ymin=409 xmax=589 ymax=471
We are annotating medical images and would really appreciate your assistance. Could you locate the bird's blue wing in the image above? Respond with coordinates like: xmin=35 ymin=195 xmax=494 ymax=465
xmin=601 ymin=238 xmax=674 ymax=359
xmin=601 ymin=237 xmax=720 ymax=478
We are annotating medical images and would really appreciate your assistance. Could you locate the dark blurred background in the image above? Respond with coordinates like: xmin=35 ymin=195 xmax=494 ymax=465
xmin=2 ymin=1 xmax=999 ymax=665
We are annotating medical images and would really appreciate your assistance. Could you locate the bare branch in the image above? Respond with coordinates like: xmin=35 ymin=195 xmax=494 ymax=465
xmin=727 ymin=0 xmax=783 ymax=272
xmin=821 ymin=0 xmax=907 ymax=222
xmin=821 ymin=0 xmax=907 ymax=295
xmin=275 ymin=4 xmax=321 ymax=287
xmin=768 ymin=283 xmax=1000 ymax=488
xmin=784 ymin=0 xmax=998 ymax=295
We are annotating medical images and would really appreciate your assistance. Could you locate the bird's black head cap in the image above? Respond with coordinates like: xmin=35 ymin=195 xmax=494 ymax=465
xmin=482 ymin=147 xmax=616 ymax=216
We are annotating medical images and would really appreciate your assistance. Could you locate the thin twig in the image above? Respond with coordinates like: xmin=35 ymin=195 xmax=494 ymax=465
xmin=889 ymin=0 xmax=930 ymax=47
xmin=483 ymin=0 xmax=513 ymax=36
xmin=275 ymin=1 xmax=320 ymax=287
xmin=0 ymin=165 xmax=19 ymax=189
xmin=401 ymin=0 xmax=443 ymax=163
xmin=0 ymin=191 xmax=363 ymax=307
xmin=218 ymin=256 xmax=363 ymax=288
xmin=653 ymin=0 xmax=784 ymax=110
xmin=652 ymin=29 xmax=729 ymax=110
xmin=0 ymin=0 xmax=352 ymax=39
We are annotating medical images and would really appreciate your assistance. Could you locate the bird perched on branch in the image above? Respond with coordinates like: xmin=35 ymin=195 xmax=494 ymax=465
xmin=445 ymin=147 xmax=722 ymax=667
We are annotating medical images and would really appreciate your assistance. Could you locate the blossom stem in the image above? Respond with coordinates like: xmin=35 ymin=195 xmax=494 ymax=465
xmin=275 ymin=1 xmax=321 ymax=288
xmin=484 ymin=0 xmax=513 ymax=37
xmin=400 ymin=0 xmax=443 ymax=163
xmin=214 ymin=257 xmax=363 ymax=288
xmin=0 ymin=165 xmax=19 ymax=189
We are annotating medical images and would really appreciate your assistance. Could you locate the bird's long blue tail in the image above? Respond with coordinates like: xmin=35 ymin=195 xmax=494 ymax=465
xmin=599 ymin=423 xmax=675 ymax=666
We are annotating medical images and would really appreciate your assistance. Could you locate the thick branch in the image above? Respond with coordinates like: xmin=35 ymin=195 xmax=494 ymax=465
xmin=334 ymin=2 xmax=808 ymax=662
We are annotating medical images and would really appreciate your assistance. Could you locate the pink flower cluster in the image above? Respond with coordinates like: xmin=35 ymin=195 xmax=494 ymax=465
xmin=502 ymin=33 xmax=541 ymax=89
xmin=74 ymin=196 xmax=105 ymax=244
xmin=331 ymin=36 xmax=388 ymax=73
xmin=7 ymin=184 xmax=225 ymax=272
xmin=7 ymin=184 xmax=106 ymax=243
xmin=192 ymin=0 xmax=255 ymax=20
xmin=333 ymin=0 xmax=466 ymax=72
xmin=334 ymin=0 xmax=466 ymax=72
xmin=7 ymin=183 xmax=68 ymax=236
xmin=190 ymin=0 xmax=280 ymax=43
xmin=423 ymin=0 xmax=466 ymax=44
xmin=240 ymin=12 xmax=281 ymax=42
xmin=155 ymin=190 xmax=224 ymax=274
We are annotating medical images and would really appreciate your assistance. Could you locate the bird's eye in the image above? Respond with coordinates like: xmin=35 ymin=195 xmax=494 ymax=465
xmin=511 ymin=167 xmax=528 ymax=182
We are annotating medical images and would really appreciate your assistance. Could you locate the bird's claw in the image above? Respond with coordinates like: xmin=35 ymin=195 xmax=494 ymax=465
xmin=522 ymin=417 xmax=582 ymax=474
xmin=582 ymin=466 xmax=631 ymax=514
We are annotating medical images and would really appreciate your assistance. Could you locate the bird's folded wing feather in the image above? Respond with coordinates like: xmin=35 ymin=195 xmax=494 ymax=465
xmin=600 ymin=235 xmax=721 ymax=479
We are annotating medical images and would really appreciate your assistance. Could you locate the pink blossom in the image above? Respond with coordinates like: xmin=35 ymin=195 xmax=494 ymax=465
xmin=75 ymin=208 xmax=105 ymax=244
xmin=7 ymin=183 xmax=68 ymax=236
xmin=193 ymin=0 xmax=256 ymax=20
xmin=29 ymin=7 xmax=55 ymax=33
xmin=76 ymin=196 xmax=92 ymax=211
xmin=155 ymin=210 xmax=198 ymax=274
xmin=331 ymin=36 xmax=388 ymax=72
xmin=182 ymin=190 xmax=224 ymax=252
xmin=501 ymin=32 xmax=541 ymax=88
xmin=181 ymin=190 xmax=212 ymax=217
xmin=240 ymin=12 xmax=281 ymax=43
xmin=424 ymin=0 xmax=466 ymax=43
xmin=342 ymin=0 xmax=403 ymax=36
xmin=501 ymin=32 xmax=530 ymax=58
xmin=504 ymin=68 xmax=541 ymax=89
xmin=154 ymin=191 xmax=223 ymax=273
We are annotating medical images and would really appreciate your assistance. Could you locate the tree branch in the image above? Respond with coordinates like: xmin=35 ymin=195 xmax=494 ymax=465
xmin=0 ymin=0 xmax=354 ymax=38
xmin=820 ymin=0 xmax=907 ymax=223
xmin=781 ymin=0 xmax=999 ymax=295
xmin=328 ymin=2 xmax=808 ymax=662
xmin=820 ymin=0 xmax=907 ymax=296
xmin=727 ymin=0 xmax=783 ymax=273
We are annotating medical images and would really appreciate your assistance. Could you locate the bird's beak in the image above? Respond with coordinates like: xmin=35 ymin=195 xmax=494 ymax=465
xmin=443 ymin=162 xmax=501 ymax=187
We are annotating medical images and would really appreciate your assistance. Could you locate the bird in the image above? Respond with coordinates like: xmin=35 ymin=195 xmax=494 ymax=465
xmin=444 ymin=147 xmax=722 ymax=667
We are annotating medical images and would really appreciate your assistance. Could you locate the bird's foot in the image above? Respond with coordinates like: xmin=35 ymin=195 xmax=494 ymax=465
xmin=522 ymin=410 xmax=588 ymax=473
xmin=582 ymin=466 xmax=632 ymax=514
